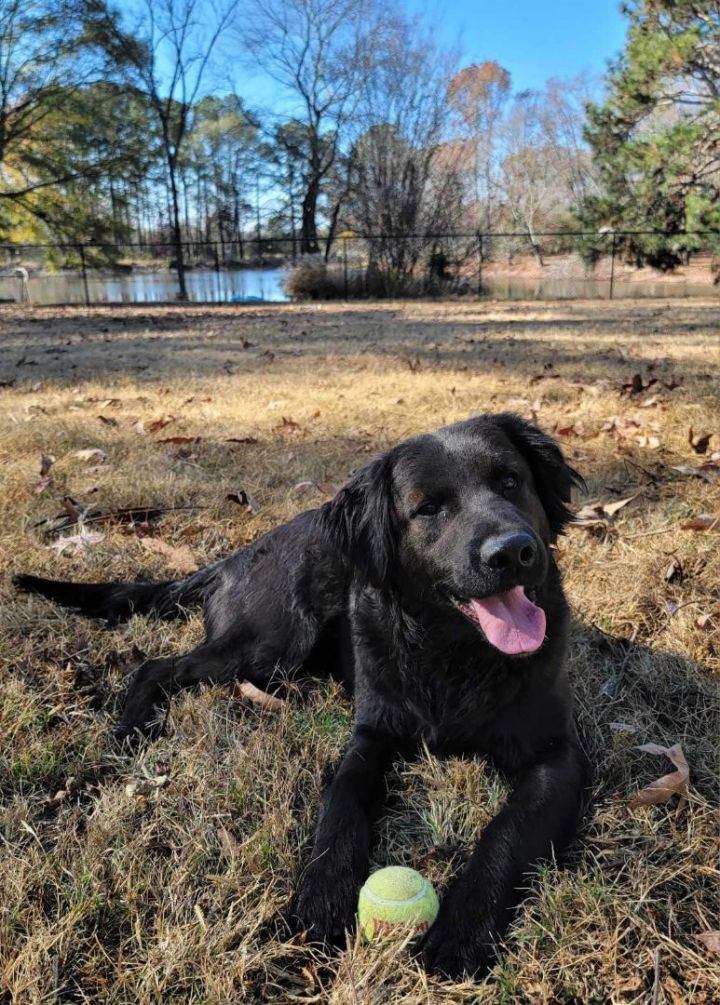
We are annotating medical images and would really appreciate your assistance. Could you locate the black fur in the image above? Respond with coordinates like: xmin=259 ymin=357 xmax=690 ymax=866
xmin=14 ymin=413 xmax=589 ymax=979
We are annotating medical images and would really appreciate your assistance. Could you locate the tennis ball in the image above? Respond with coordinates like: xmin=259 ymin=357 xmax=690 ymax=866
xmin=358 ymin=866 xmax=439 ymax=940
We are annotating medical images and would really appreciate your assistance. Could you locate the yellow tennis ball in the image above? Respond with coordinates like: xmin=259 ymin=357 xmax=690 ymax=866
xmin=358 ymin=866 xmax=439 ymax=941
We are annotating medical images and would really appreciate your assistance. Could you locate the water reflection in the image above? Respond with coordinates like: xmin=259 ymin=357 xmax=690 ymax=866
xmin=9 ymin=267 xmax=290 ymax=305
xmin=0 ymin=267 xmax=716 ymax=305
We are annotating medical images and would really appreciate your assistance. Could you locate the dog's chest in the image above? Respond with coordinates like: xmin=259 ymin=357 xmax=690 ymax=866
xmin=396 ymin=652 xmax=524 ymax=753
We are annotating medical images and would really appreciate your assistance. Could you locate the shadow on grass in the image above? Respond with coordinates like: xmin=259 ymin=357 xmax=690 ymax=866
xmin=1 ymin=302 xmax=718 ymax=387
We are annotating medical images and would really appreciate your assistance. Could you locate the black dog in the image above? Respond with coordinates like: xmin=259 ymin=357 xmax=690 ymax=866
xmin=15 ymin=413 xmax=589 ymax=978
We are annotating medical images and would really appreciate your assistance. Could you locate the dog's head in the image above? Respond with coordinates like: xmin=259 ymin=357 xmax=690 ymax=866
xmin=320 ymin=413 xmax=584 ymax=656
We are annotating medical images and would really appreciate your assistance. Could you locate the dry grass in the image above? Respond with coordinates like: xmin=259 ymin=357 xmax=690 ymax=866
xmin=0 ymin=299 xmax=718 ymax=1004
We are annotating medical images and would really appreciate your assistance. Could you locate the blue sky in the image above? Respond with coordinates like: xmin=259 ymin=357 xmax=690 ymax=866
xmin=407 ymin=0 xmax=628 ymax=94
xmin=231 ymin=0 xmax=630 ymax=115
xmin=133 ymin=0 xmax=630 ymax=109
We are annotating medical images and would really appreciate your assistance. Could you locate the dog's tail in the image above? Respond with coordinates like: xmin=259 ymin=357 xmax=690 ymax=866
xmin=14 ymin=562 xmax=220 ymax=624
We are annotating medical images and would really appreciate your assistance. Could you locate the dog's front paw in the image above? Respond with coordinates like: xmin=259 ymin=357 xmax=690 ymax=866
xmin=419 ymin=908 xmax=498 ymax=980
xmin=291 ymin=865 xmax=361 ymax=948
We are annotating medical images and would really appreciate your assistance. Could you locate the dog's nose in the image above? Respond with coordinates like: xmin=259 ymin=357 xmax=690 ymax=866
xmin=481 ymin=532 xmax=538 ymax=573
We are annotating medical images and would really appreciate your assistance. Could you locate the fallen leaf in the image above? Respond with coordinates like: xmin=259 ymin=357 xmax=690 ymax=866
xmin=621 ymin=373 xmax=657 ymax=398
xmin=125 ymin=774 xmax=169 ymax=798
xmin=132 ymin=420 xmax=147 ymax=435
xmin=628 ymin=743 xmax=689 ymax=810
xmin=226 ymin=490 xmax=261 ymax=514
xmin=45 ymin=776 xmax=77 ymax=809
xmin=639 ymin=395 xmax=659 ymax=408
xmin=688 ymin=428 xmax=713 ymax=455
xmin=576 ymin=494 xmax=639 ymax=526
xmin=695 ymin=612 xmax=718 ymax=631
xmin=148 ymin=415 xmax=175 ymax=433
xmin=292 ymin=481 xmax=315 ymax=495
xmin=34 ymin=476 xmax=54 ymax=495
xmin=231 ymin=679 xmax=284 ymax=712
xmin=664 ymin=558 xmax=683 ymax=584
xmin=275 ymin=416 xmax=300 ymax=431
xmin=697 ymin=932 xmax=720 ymax=957
xmin=671 ymin=464 xmax=718 ymax=484
xmin=75 ymin=448 xmax=109 ymax=463
xmin=139 ymin=538 xmax=198 ymax=575
xmin=97 ymin=415 xmax=119 ymax=427
xmin=635 ymin=434 xmax=661 ymax=450
xmin=680 ymin=515 xmax=719 ymax=532
xmin=529 ymin=372 xmax=561 ymax=385
xmin=226 ymin=436 xmax=258 ymax=445
xmin=159 ymin=436 xmax=201 ymax=445
xmin=49 ymin=528 xmax=105 ymax=554
xmin=39 ymin=453 xmax=55 ymax=476
xmin=604 ymin=495 xmax=638 ymax=517
xmin=602 ymin=416 xmax=641 ymax=439
xmin=316 ymin=481 xmax=338 ymax=496
xmin=62 ymin=496 xmax=86 ymax=523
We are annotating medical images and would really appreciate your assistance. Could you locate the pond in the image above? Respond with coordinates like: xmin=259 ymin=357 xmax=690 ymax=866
xmin=1 ymin=266 xmax=716 ymax=305
xmin=3 ymin=267 xmax=290 ymax=305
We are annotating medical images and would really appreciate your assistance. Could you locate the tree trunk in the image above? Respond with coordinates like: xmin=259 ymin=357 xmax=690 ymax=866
xmin=324 ymin=199 xmax=341 ymax=261
xmin=528 ymin=225 xmax=544 ymax=267
xmin=168 ymin=156 xmax=188 ymax=300
xmin=301 ymin=175 xmax=320 ymax=254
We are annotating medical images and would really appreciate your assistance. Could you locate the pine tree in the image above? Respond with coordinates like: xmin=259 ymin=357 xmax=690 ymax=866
xmin=579 ymin=0 xmax=720 ymax=268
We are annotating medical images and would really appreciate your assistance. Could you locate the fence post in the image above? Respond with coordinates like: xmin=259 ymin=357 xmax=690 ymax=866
xmin=609 ymin=232 xmax=617 ymax=301
xmin=78 ymin=243 xmax=90 ymax=306
xmin=213 ymin=242 xmax=221 ymax=272
xmin=477 ymin=233 xmax=484 ymax=296
xmin=343 ymin=237 xmax=349 ymax=300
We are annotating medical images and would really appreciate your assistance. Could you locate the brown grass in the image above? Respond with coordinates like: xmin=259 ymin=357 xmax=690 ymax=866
xmin=1 ymin=299 xmax=718 ymax=1004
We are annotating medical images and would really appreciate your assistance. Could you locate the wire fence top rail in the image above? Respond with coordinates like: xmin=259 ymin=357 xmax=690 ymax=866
xmin=2 ymin=228 xmax=720 ymax=251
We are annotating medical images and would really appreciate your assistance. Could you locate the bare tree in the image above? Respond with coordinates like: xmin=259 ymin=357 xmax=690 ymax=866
xmin=497 ymin=87 xmax=596 ymax=265
xmin=120 ymin=0 xmax=238 ymax=298
xmin=448 ymin=61 xmax=512 ymax=240
xmin=239 ymin=0 xmax=379 ymax=254
xmin=343 ymin=18 xmax=464 ymax=290
xmin=540 ymin=75 xmax=599 ymax=207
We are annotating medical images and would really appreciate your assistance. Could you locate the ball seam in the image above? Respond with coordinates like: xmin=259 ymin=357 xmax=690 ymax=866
xmin=361 ymin=879 xmax=430 ymax=908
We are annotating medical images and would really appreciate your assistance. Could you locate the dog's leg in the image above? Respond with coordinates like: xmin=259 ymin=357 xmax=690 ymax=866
xmin=116 ymin=591 xmax=332 ymax=738
xmin=291 ymin=725 xmax=398 ymax=945
xmin=420 ymin=740 xmax=588 ymax=978
xmin=115 ymin=642 xmax=242 ymax=739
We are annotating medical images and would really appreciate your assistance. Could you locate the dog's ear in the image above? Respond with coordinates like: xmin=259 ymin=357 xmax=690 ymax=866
xmin=493 ymin=413 xmax=586 ymax=536
xmin=318 ymin=451 xmax=398 ymax=586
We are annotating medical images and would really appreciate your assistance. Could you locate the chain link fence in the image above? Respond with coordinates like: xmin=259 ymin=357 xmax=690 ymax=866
xmin=1 ymin=231 xmax=718 ymax=306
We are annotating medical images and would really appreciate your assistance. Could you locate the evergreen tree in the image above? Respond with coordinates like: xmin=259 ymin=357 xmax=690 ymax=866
xmin=579 ymin=0 xmax=720 ymax=268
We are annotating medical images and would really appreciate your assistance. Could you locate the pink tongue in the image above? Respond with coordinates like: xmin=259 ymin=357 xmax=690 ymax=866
xmin=467 ymin=586 xmax=546 ymax=655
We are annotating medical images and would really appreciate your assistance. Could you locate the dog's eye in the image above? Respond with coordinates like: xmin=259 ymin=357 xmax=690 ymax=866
xmin=415 ymin=501 xmax=440 ymax=517
xmin=501 ymin=473 xmax=520 ymax=494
